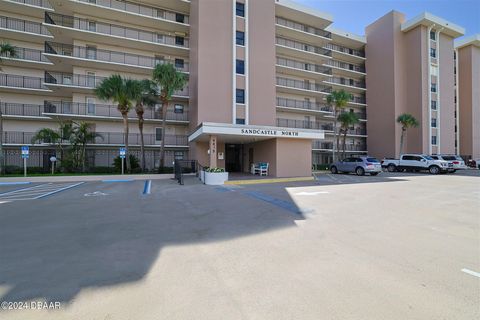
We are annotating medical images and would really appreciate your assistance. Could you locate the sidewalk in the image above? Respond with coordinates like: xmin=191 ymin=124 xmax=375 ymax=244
xmin=0 ymin=174 xmax=174 ymax=183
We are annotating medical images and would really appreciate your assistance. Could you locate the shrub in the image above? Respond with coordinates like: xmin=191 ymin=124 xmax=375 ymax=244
xmin=113 ymin=154 xmax=140 ymax=173
xmin=205 ymin=167 xmax=225 ymax=173
xmin=312 ymin=164 xmax=330 ymax=171
xmin=157 ymin=166 xmax=173 ymax=174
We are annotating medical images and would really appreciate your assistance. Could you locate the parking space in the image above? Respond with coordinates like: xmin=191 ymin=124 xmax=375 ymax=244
xmin=0 ymin=171 xmax=478 ymax=319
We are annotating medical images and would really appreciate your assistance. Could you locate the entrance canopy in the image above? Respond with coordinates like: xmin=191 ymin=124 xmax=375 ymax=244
xmin=189 ymin=122 xmax=324 ymax=143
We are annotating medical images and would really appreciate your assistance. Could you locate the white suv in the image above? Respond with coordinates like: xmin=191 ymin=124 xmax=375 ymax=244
xmin=431 ymin=155 xmax=467 ymax=172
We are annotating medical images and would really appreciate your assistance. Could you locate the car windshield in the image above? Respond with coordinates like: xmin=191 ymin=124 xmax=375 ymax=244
xmin=366 ymin=158 xmax=380 ymax=163
xmin=423 ymin=156 xmax=434 ymax=160
xmin=442 ymin=156 xmax=456 ymax=160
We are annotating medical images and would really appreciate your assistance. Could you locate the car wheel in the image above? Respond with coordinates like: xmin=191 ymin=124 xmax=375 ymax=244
xmin=330 ymin=166 xmax=338 ymax=174
xmin=355 ymin=167 xmax=365 ymax=176
xmin=429 ymin=165 xmax=440 ymax=174
xmin=387 ymin=164 xmax=397 ymax=172
xmin=370 ymin=172 xmax=379 ymax=176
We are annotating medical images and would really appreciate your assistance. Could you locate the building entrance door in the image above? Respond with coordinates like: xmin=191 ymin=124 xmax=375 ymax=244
xmin=225 ymin=144 xmax=243 ymax=172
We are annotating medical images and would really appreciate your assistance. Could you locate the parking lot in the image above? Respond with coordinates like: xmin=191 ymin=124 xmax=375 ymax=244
xmin=0 ymin=170 xmax=479 ymax=319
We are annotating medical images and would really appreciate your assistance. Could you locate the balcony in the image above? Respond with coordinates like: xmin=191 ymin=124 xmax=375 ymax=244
xmin=276 ymin=97 xmax=333 ymax=113
xmin=275 ymin=16 xmax=331 ymax=44
xmin=276 ymin=118 xmax=332 ymax=131
xmin=43 ymin=72 xmax=189 ymax=98
xmin=1 ymin=0 xmax=53 ymax=18
xmin=42 ymin=101 xmax=189 ymax=122
xmin=276 ymin=77 xmax=331 ymax=96
xmin=0 ymin=74 xmax=52 ymax=94
xmin=324 ymin=43 xmax=365 ymax=63
xmin=326 ymin=60 xmax=365 ymax=76
xmin=324 ymin=76 xmax=366 ymax=93
xmin=350 ymin=95 xmax=367 ymax=105
xmin=44 ymin=12 xmax=189 ymax=54
xmin=2 ymin=131 xmax=189 ymax=147
xmin=0 ymin=16 xmax=53 ymax=42
xmin=312 ymin=141 xmax=366 ymax=151
xmin=325 ymin=127 xmax=367 ymax=136
xmin=276 ymin=57 xmax=331 ymax=78
xmin=44 ymin=42 xmax=189 ymax=74
xmin=276 ymin=37 xmax=331 ymax=62
xmin=0 ymin=46 xmax=52 ymax=69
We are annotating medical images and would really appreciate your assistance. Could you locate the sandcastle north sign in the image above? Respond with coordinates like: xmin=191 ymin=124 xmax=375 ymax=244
xmin=240 ymin=128 xmax=299 ymax=137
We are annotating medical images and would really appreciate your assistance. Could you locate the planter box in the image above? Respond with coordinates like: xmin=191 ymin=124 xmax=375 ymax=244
xmin=200 ymin=170 xmax=205 ymax=183
xmin=204 ymin=171 xmax=229 ymax=185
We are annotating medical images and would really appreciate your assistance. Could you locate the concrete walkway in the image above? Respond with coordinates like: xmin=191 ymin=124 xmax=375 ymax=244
xmin=0 ymin=173 xmax=174 ymax=183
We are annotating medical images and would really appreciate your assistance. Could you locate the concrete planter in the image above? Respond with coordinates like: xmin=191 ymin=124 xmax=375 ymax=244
xmin=200 ymin=170 xmax=206 ymax=183
xmin=204 ymin=171 xmax=229 ymax=185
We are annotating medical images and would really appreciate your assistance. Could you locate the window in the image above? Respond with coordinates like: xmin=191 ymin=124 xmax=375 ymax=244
xmin=155 ymin=128 xmax=163 ymax=141
xmin=156 ymin=34 xmax=164 ymax=43
xmin=236 ymin=2 xmax=245 ymax=17
xmin=430 ymin=48 xmax=436 ymax=58
xmin=86 ymin=45 xmax=97 ymax=60
xmin=175 ymin=58 xmax=184 ymax=69
xmin=236 ymin=31 xmax=245 ymax=46
xmin=431 ymin=83 xmax=437 ymax=92
xmin=88 ymin=20 xmax=96 ymax=32
xmin=431 ymin=100 xmax=437 ymax=110
xmin=175 ymin=13 xmax=185 ymax=23
xmin=175 ymin=36 xmax=184 ymax=46
xmin=86 ymin=97 xmax=95 ymax=115
xmin=155 ymin=55 xmax=164 ymax=66
xmin=86 ymin=72 xmax=95 ymax=87
xmin=236 ymin=89 xmax=245 ymax=104
xmin=174 ymin=151 xmax=184 ymax=160
xmin=236 ymin=118 xmax=245 ymax=125
xmin=236 ymin=59 xmax=245 ymax=74
xmin=432 ymin=136 xmax=437 ymax=145
xmin=430 ymin=65 xmax=438 ymax=76
xmin=431 ymin=118 xmax=437 ymax=128
xmin=63 ymin=75 xmax=72 ymax=85
xmin=430 ymin=31 xmax=436 ymax=40
xmin=174 ymin=104 xmax=184 ymax=114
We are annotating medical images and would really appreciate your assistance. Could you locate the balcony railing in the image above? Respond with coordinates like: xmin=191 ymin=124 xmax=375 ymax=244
xmin=276 ymin=77 xmax=331 ymax=94
xmin=326 ymin=77 xmax=366 ymax=89
xmin=42 ymin=101 xmax=189 ymax=121
xmin=312 ymin=141 xmax=366 ymax=151
xmin=276 ymin=118 xmax=332 ymax=131
xmin=0 ymin=46 xmax=49 ymax=63
xmin=0 ymin=74 xmax=49 ymax=90
xmin=350 ymin=95 xmax=366 ymax=104
xmin=276 ymin=57 xmax=331 ymax=75
xmin=44 ymin=42 xmax=189 ymax=72
xmin=275 ymin=17 xmax=331 ymax=39
xmin=8 ymin=0 xmax=53 ymax=9
xmin=44 ymin=13 xmax=189 ymax=49
xmin=324 ymin=43 xmax=365 ymax=58
xmin=44 ymin=72 xmax=189 ymax=96
xmin=276 ymin=37 xmax=331 ymax=57
xmin=2 ymin=131 xmax=188 ymax=146
xmin=76 ymin=0 xmax=189 ymax=24
xmin=0 ymin=16 xmax=51 ymax=35
xmin=327 ymin=60 xmax=365 ymax=73
xmin=312 ymin=141 xmax=333 ymax=150
xmin=276 ymin=97 xmax=332 ymax=112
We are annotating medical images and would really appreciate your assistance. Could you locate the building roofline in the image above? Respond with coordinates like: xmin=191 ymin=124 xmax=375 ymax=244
xmin=275 ymin=0 xmax=333 ymax=24
xmin=454 ymin=34 xmax=480 ymax=49
xmin=400 ymin=12 xmax=465 ymax=38
xmin=325 ymin=26 xmax=366 ymax=44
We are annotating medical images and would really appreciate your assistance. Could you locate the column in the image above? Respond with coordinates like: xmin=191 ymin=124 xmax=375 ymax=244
xmin=209 ymin=135 xmax=217 ymax=168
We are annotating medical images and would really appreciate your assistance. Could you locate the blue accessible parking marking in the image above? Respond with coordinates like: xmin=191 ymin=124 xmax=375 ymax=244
xmin=243 ymin=191 xmax=305 ymax=215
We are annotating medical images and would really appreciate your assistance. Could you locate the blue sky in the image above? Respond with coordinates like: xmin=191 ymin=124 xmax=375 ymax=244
xmin=295 ymin=0 xmax=479 ymax=40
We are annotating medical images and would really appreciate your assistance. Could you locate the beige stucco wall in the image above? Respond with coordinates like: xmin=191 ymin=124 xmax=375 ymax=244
xmin=276 ymin=138 xmax=312 ymax=177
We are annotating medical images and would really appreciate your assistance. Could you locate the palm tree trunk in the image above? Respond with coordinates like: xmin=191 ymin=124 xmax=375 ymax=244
xmin=332 ymin=106 xmax=338 ymax=163
xmin=122 ymin=112 xmax=131 ymax=172
xmin=399 ymin=128 xmax=405 ymax=156
xmin=136 ymin=104 xmax=145 ymax=171
xmin=82 ymin=143 xmax=86 ymax=172
xmin=0 ymin=107 xmax=4 ymax=175
xmin=159 ymin=100 xmax=168 ymax=169
xmin=342 ymin=130 xmax=347 ymax=160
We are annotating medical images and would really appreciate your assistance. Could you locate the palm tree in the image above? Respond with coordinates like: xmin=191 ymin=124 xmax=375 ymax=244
xmin=152 ymin=63 xmax=187 ymax=169
xmin=31 ymin=122 xmax=73 ymax=165
xmin=337 ymin=111 xmax=360 ymax=160
xmin=326 ymin=90 xmax=353 ymax=162
xmin=95 ymin=75 xmax=134 ymax=172
xmin=396 ymin=113 xmax=419 ymax=156
xmin=130 ymin=79 xmax=157 ymax=171
xmin=72 ymin=122 xmax=103 ymax=172
xmin=0 ymin=42 xmax=17 ymax=175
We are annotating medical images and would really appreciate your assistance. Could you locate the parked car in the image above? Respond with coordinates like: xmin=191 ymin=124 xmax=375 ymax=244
xmin=467 ymin=159 xmax=480 ymax=169
xmin=430 ymin=154 xmax=467 ymax=172
xmin=330 ymin=156 xmax=382 ymax=176
xmin=381 ymin=154 xmax=452 ymax=174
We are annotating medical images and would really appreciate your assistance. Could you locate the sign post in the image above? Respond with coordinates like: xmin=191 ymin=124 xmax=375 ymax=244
xmin=21 ymin=146 xmax=29 ymax=177
xmin=119 ymin=147 xmax=126 ymax=175
xmin=50 ymin=156 xmax=57 ymax=175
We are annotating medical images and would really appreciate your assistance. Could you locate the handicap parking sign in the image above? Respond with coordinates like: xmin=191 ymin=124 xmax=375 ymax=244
xmin=21 ymin=146 xmax=29 ymax=159
xmin=119 ymin=147 xmax=126 ymax=159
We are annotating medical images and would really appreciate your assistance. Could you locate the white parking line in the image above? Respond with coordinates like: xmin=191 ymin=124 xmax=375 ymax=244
xmin=461 ymin=268 xmax=480 ymax=278
xmin=0 ymin=182 xmax=85 ymax=201
xmin=295 ymin=191 xmax=329 ymax=196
